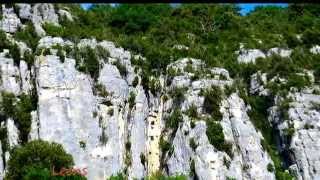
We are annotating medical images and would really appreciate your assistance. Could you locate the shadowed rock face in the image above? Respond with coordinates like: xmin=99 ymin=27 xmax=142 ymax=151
xmin=0 ymin=3 xmax=319 ymax=180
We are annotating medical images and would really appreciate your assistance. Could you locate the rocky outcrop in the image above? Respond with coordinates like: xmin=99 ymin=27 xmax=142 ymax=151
xmin=269 ymin=90 xmax=320 ymax=180
xmin=236 ymin=47 xmax=292 ymax=64
xmin=310 ymin=45 xmax=320 ymax=55
xmin=0 ymin=5 xmax=21 ymax=33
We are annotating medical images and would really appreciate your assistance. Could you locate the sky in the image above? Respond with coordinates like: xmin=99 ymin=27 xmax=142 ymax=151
xmin=80 ymin=3 xmax=288 ymax=15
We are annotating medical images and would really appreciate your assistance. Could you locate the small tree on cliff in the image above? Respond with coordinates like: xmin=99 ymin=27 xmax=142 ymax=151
xmin=5 ymin=140 xmax=74 ymax=180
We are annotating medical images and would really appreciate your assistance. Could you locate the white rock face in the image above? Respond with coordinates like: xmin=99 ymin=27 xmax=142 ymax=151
xmin=310 ymin=45 xmax=320 ymax=54
xmin=38 ymin=36 xmax=73 ymax=49
xmin=221 ymin=93 xmax=275 ymax=180
xmin=128 ymin=86 xmax=148 ymax=179
xmin=250 ymin=71 xmax=269 ymax=96
xmin=0 ymin=5 xmax=22 ymax=33
xmin=237 ymin=49 xmax=266 ymax=63
xmin=58 ymin=9 xmax=74 ymax=21
xmin=269 ymin=91 xmax=320 ymax=180
xmin=0 ymin=35 xmax=288 ymax=180
xmin=6 ymin=118 xmax=19 ymax=148
xmin=98 ymin=64 xmax=129 ymax=105
xmin=0 ymin=57 xmax=22 ymax=95
xmin=267 ymin=48 xmax=292 ymax=58
xmin=237 ymin=47 xmax=292 ymax=63
xmin=33 ymin=55 xmax=108 ymax=179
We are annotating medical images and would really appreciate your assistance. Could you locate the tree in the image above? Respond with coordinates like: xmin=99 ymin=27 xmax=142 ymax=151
xmin=6 ymin=140 xmax=74 ymax=180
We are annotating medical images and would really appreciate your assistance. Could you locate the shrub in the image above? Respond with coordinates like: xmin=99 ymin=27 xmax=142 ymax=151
xmin=76 ymin=46 xmax=100 ymax=80
xmin=186 ymin=104 xmax=198 ymax=119
xmin=14 ymin=22 xmax=40 ymax=51
xmin=223 ymin=156 xmax=231 ymax=169
xmin=23 ymin=51 xmax=35 ymax=69
xmin=140 ymin=153 xmax=146 ymax=166
xmin=166 ymin=108 xmax=183 ymax=131
xmin=95 ymin=83 xmax=109 ymax=97
xmin=0 ymin=30 xmax=10 ymax=50
xmin=108 ymin=173 xmax=126 ymax=180
xmin=6 ymin=140 xmax=74 ymax=180
xmin=14 ymin=93 xmax=36 ymax=143
xmin=267 ymin=163 xmax=274 ymax=172
xmin=96 ymin=45 xmax=110 ymax=60
xmin=189 ymin=138 xmax=197 ymax=151
xmin=79 ymin=141 xmax=86 ymax=149
xmin=42 ymin=22 xmax=64 ymax=37
xmin=113 ymin=60 xmax=127 ymax=77
xmin=202 ymin=86 xmax=223 ymax=120
xmin=10 ymin=43 xmax=21 ymax=66
xmin=149 ymin=77 xmax=161 ymax=95
xmin=128 ymin=91 xmax=136 ymax=109
xmin=146 ymin=171 xmax=187 ymax=180
xmin=168 ymin=87 xmax=187 ymax=105
xmin=132 ymin=76 xmax=139 ymax=87
xmin=159 ymin=136 xmax=171 ymax=155
xmin=206 ymin=119 xmax=232 ymax=156
xmin=56 ymin=46 xmax=65 ymax=63
xmin=108 ymin=108 xmax=114 ymax=116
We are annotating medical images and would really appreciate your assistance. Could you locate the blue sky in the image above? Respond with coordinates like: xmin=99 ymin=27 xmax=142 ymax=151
xmin=80 ymin=3 xmax=288 ymax=15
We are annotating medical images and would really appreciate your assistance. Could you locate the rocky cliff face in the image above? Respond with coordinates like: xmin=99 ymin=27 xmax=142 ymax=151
xmin=0 ymin=3 xmax=319 ymax=180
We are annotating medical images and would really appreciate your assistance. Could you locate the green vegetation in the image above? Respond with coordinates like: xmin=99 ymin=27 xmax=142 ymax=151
xmin=113 ymin=60 xmax=127 ymax=77
xmin=14 ymin=22 xmax=40 ymax=51
xmin=205 ymin=119 xmax=232 ymax=157
xmin=145 ymin=171 xmax=187 ymax=180
xmin=128 ymin=91 xmax=136 ymax=109
xmin=189 ymin=138 xmax=197 ymax=151
xmin=132 ymin=76 xmax=139 ymax=87
xmin=165 ymin=108 xmax=183 ymax=131
xmin=201 ymin=86 xmax=223 ymax=120
xmin=186 ymin=104 xmax=198 ymax=119
xmin=95 ymin=83 xmax=109 ymax=97
xmin=9 ymin=43 xmax=21 ymax=66
xmin=168 ymin=87 xmax=187 ymax=106
xmin=5 ymin=140 xmax=75 ymax=180
xmin=0 ymin=92 xmax=37 ymax=143
xmin=43 ymin=22 xmax=65 ymax=37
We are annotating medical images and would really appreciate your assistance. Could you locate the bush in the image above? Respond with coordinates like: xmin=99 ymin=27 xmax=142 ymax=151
xmin=128 ymin=91 xmax=136 ymax=109
xmin=42 ymin=22 xmax=65 ymax=37
xmin=95 ymin=83 xmax=109 ymax=97
xmin=96 ymin=45 xmax=110 ymax=60
xmin=108 ymin=173 xmax=126 ymax=180
xmin=267 ymin=163 xmax=274 ymax=172
xmin=140 ymin=153 xmax=146 ymax=166
xmin=168 ymin=87 xmax=187 ymax=105
xmin=0 ymin=30 xmax=10 ymax=50
xmin=76 ymin=46 xmax=100 ymax=80
xmin=15 ymin=93 xmax=36 ymax=143
xmin=206 ymin=119 xmax=232 ymax=156
xmin=159 ymin=136 xmax=172 ymax=155
xmin=6 ymin=140 xmax=74 ymax=180
xmin=23 ymin=51 xmax=35 ymax=69
xmin=132 ymin=76 xmax=139 ymax=87
xmin=202 ymin=86 xmax=223 ymax=120
xmin=146 ymin=171 xmax=187 ymax=180
xmin=0 ymin=92 xmax=37 ymax=144
xmin=10 ymin=43 xmax=21 ymax=66
xmin=56 ymin=46 xmax=65 ymax=63
xmin=113 ymin=60 xmax=127 ymax=77
xmin=186 ymin=104 xmax=198 ymax=118
xmin=14 ymin=22 xmax=40 ymax=51
xmin=166 ymin=108 xmax=183 ymax=131
xmin=189 ymin=138 xmax=197 ymax=151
